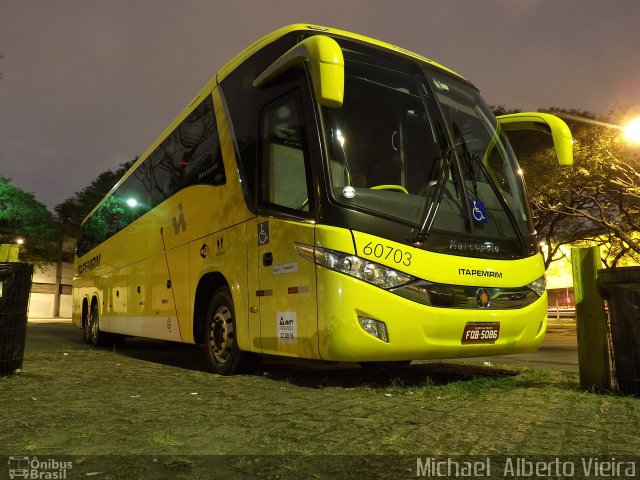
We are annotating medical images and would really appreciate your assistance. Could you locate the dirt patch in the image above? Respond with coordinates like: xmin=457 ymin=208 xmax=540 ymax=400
xmin=0 ymin=322 xmax=638 ymax=479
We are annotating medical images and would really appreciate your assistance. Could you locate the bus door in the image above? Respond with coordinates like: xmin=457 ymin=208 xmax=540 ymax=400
xmin=254 ymin=91 xmax=320 ymax=359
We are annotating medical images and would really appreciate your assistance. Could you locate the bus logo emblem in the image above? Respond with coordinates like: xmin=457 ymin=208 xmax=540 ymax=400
xmin=476 ymin=288 xmax=491 ymax=308
xmin=172 ymin=203 xmax=187 ymax=234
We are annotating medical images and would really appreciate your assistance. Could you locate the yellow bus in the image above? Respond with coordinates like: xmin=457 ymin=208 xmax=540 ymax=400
xmin=72 ymin=24 xmax=573 ymax=374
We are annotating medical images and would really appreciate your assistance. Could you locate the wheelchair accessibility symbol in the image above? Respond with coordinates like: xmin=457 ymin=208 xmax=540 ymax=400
xmin=470 ymin=198 xmax=488 ymax=224
xmin=258 ymin=221 xmax=270 ymax=246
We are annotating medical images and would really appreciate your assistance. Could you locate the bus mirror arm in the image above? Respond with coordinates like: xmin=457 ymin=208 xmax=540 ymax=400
xmin=253 ymin=35 xmax=344 ymax=108
xmin=496 ymin=112 xmax=573 ymax=166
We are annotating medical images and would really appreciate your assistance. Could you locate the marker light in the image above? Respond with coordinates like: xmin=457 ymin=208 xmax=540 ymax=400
xmin=527 ymin=275 xmax=546 ymax=297
xmin=295 ymin=243 xmax=414 ymax=289
xmin=126 ymin=198 xmax=139 ymax=208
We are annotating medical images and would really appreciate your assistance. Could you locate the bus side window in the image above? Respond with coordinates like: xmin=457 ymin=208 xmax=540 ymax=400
xmin=258 ymin=93 xmax=311 ymax=213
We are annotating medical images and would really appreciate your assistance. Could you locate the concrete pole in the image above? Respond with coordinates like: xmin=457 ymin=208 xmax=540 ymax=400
xmin=52 ymin=235 xmax=63 ymax=318
xmin=571 ymin=246 xmax=611 ymax=392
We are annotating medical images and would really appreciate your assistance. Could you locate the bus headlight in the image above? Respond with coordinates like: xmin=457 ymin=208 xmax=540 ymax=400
xmin=295 ymin=243 xmax=414 ymax=289
xmin=527 ymin=275 xmax=546 ymax=297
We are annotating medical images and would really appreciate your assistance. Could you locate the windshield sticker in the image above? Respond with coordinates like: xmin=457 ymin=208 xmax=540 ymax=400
xmin=470 ymin=198 xmax=488 ymax=224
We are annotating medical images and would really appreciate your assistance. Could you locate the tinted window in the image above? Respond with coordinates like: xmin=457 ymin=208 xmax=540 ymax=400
xmin=219 ymin=32 xmax=301 ymax=206
xmin=77 ymin=95 xmax=224 ymax=257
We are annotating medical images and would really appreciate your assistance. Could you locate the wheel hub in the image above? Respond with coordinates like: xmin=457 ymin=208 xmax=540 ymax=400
xmin=210 ymin=306 xmax=234 ymax=364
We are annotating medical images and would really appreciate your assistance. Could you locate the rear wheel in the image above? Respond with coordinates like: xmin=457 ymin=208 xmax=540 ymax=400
xmin=205 ymin=287 xmax=260 ymax=375
xmin=87 ymin=301 xmax=124 ymax=348
xmin=88 ymin=301 xmax=105 ymax=347
xmin=82 ymin=304 xmax=92 ymax=344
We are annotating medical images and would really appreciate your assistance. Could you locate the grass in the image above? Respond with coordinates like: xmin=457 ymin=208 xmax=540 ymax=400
xmin=148 ymin=430 xmax=181 ymax=448
xmin=23 ymin=441 xmax=37 ymax=452
xmin=2 ymin=327 xmax=639 ymax=478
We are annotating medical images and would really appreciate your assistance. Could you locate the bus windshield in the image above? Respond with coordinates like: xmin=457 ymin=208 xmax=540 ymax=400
xmin=321 ymin=46 xmax=534 ymax=250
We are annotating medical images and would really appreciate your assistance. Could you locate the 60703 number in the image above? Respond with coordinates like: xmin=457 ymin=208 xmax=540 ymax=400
xmin=362 ymin=242 xmax=412 ymax=266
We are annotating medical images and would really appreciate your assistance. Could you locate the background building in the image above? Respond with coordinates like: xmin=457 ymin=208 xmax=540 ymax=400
xmin=27 ymin=237 xmax=75 ymax=318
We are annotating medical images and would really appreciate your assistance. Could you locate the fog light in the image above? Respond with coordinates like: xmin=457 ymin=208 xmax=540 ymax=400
xmin=358 ymin=316 xmax=389 ymax=343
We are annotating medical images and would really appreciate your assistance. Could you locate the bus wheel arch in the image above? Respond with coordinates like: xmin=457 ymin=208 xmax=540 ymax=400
xmin=193 ymin=272 xmax=229 ymax=345
xmin=195 ymin=274 xmax=260 ymax=375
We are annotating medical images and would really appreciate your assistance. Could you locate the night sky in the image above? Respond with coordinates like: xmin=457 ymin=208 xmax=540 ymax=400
xmin=1 ymin=0 xmax=638 ymax=211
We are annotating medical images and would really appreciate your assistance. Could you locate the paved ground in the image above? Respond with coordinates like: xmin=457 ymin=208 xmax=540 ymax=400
xmin=25 ymin=318 xmax=578 ymax=373
xmin=425 ymin=322 xmax=579 ymax=372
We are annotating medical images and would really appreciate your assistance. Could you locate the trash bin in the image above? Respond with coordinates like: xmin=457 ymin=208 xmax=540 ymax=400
xmin=598 ymin=266 xmax=640 ymax=396
xmin=0 ymin=263 xmax=33 ymax=374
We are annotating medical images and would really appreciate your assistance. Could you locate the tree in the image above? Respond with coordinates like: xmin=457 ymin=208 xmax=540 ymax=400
xmin=550 ymin=106 xmax=640 ymax=266
xmin=55 ymin=159 xmax=135 ymax=236
xmin=503 ymin=106 xmax=640 ymax=268
xmin=0 ymin=176 xmax=60 ymax=264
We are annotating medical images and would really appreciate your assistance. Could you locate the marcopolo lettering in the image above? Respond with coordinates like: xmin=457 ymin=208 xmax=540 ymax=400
xmin=449 ymin=240 xmax=500 ymax=254
xmin=458 ymin=268 xmax=503 ymax=279
xmin=78 ymin=254 xmax=101 ymax=275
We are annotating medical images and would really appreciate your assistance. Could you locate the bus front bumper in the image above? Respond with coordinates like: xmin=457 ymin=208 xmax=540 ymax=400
xmin=316 ymin=269 xmax=547 ymax=362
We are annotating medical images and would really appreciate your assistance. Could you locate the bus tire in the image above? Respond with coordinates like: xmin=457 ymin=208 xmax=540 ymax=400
xmin=82 ymin=304 xmax=92 ymax=344
xmin=88 ymin=301 xmax=107 ymax=347
xmin=205 ymin=287 xmax=260 ymax=375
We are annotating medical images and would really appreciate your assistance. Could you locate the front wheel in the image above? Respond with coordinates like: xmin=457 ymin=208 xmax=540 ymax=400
xmin=205 ymin=287 xmax=260 ymax=375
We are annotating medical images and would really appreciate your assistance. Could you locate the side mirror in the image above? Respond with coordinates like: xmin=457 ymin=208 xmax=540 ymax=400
xmin=497 ymin=112 xmax=573 ymax=166
xmin=253 ymin=35 xmax=344 ymax=108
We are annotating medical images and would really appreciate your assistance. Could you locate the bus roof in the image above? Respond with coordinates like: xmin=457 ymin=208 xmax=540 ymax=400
xmin=216 ymin=23 xmax=466 ymax=84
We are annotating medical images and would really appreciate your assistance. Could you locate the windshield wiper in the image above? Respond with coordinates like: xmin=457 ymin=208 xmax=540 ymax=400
xmin=452 ymin=123 xmax=479 ymax=198
xmin=452 ymin=122 xmax=527 ymax=253
xmin=409 ymin=147 xmax=454 ymax=244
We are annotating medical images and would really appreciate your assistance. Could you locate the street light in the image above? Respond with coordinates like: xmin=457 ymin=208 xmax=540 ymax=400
xmin=624 ymin=118 xmax=640 ymax=144
xmin=548 ymin=111 xmax=640 ymax=145
xmin=12 ymin=237 xmax=24 ymax=262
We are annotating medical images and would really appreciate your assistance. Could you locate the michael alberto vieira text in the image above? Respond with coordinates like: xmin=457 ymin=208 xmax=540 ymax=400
xmin=416 ymin=457 xmax=637 ymax=477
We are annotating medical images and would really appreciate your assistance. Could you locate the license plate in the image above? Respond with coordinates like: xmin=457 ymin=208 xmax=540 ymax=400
xmin=461 ymin=323 xmax=500 ymax=344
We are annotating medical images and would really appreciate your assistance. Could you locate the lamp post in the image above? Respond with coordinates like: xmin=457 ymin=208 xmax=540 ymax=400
xmin=15 ymin=238 xmax=24 ymax=261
